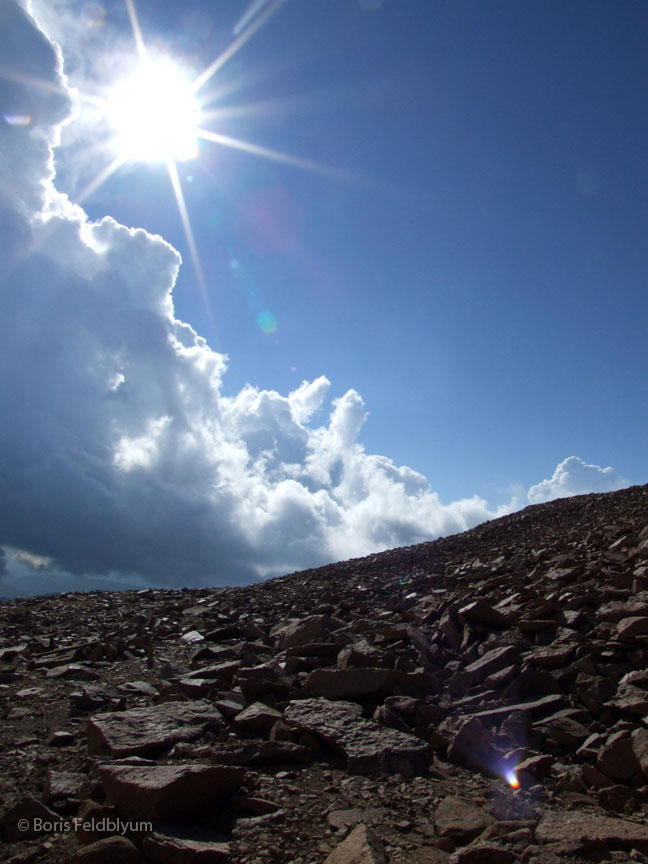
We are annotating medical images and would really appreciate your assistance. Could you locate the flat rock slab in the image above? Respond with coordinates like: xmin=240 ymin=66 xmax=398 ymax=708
xmin=460 ymin=693 xmax=566 ymax=726
xmin=463 ymin=645 xmax=518 ymax=684
xmin=535 ymin=811 xmax=648 ymax=851
xmin=99 ymin=763 xmax=246 ymax=820
xmin=284 ymin=697 xmax=432 ymax=776
xmin=305 ymin=667 xmax=417 ymax=700
xmin=450 ymin=844 xmax=516 ymax=864
xmin=142 ymin=833 xmax=230 ymax=863
xmin=45 ymin=770 xmax=84 ymax=803
xmin=210 ymin=739 xmax=313 ymax=766
xmin=87 ymin=700 xmax=223 ymax=757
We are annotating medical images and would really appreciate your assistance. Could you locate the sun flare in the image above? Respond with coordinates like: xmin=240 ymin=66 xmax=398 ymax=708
xmin=505 ymin=769 xmax=520 ymax=790
xmin=106 ymin=59 xmax=201 ymax=163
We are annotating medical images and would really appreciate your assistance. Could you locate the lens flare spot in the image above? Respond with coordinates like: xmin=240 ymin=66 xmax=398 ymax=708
xmin=256 ymin=310 xmax=277 ymax=334
xmin=4 ymin=114 xmax=31 ymax=127
xmin=505 ymin=769 xmax=520 ymax=790
xmin=82 ymin=1 xmax=107 ymax=28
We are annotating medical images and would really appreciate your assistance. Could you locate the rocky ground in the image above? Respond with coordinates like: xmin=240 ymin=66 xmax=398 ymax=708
xmin=2 ymin=483 xmax=648 ymax=863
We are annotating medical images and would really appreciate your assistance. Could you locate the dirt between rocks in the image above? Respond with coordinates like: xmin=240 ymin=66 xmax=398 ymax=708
xmin=1 ymin=484 xmax=648 ymax=863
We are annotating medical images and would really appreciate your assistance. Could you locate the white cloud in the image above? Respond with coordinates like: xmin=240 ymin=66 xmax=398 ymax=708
xmin=0 ymin=4 xmax=629 ymax=596
xmin=527 ymin=456 xmax=627 ymax=504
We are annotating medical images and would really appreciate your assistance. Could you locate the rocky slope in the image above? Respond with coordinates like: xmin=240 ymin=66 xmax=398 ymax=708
xmin=2 ymin=483 xmax=648 ymax=864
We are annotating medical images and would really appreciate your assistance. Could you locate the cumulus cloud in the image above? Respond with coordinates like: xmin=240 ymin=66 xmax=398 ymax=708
xmin=0 ymin=4 xmax=628 ymax=597
xmin=527 ymin=456 xmax=627 ymax=504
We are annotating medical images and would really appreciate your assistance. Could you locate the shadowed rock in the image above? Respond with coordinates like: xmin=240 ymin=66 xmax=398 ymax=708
xmin=285 ymin=697 xmax=432 ymax=776
xmin=87 ymin=701 xmax=224 ymax=757
xmin=99 ymin=764 xmax=246 ymax=820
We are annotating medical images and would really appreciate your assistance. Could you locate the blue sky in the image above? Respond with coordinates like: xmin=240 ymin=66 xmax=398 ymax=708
xmin=0 ymin=0 xmax=645 ymax=595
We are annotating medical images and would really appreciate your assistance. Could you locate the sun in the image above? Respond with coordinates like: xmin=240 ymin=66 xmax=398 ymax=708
xmin=106 ymin=58 xmax=201 ymax=163
xmin=75 ymin=0 xmax=340 ymax=304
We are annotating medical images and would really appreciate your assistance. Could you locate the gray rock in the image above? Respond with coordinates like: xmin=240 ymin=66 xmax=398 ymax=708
xmin=87 ymin=700 xmax=223 ymax=757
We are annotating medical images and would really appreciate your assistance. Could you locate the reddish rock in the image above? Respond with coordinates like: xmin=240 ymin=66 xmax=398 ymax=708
xmin=457 ymin=602 xmax=508 ymax=629
xmin=632 ymin=728 xmax=648 ymax=778
xmin=455 ymin=645 xmax=518 ymax=691
xmin=535 ymin=811 xmax=648 ymax=851
xmin=233 ymin=661 xmax=293 ymax=702
xmin=184 ymin=661 xmax=240 ymax=683
xmin=233 ymin=701 xmax=282 ymax=732
xmin=434 ymin=796 xmax=494 ymax=843
xmin=446 ymin=716 xmax=497 ymax=770
xmin=278 ymin=615 xmax=334 ymax=649
xmin=142 ymin=833 xmax=230 ymax=863
xmin=326 ymin=807 xmax=389 ymax=831
xmin=449 ymin=845 xmax=516 ymax=864
xmin=532 ymin=644 xmax=575 ymax=667
xmin=616 ymin=616 xmax=648 ymax=642
xmin=544 ymin=715 xmax=591 ymax=749
xmin=596 ymin=732 xmax=642 ymax=783
xmin=74 ymin=801 xmax=124 ymax=845
xmin=44 ymin=770 xmax=83 ymax=804
xmin=515 ymin=753 xmax=554 ymax=781
xmin=304 ymin=667 xmax=410 ymax=700
xmin=0 ymin=796 xmax=61 ymax=840
xmin=466 ymin=693 xmax=565 ymax=725
xmin=68 ymin=836 xmax=144 ymax=864
xmin=323 ymin=823 xmax=388 ymax=864
xmin=99 ymin=764 xmax=246 ymax=820
xmin=337 ymin=638 xmax=388 ymax=669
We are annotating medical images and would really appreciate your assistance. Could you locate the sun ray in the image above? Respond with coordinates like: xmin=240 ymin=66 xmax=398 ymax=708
xmin=195 ymin=128 xmax=358 ymax=183
xmin=191 ymin=0 xmax=288 ymax=95
xmin=124 ymin=0 xmax=148 ymax=64
xmin=76 ymin=154 xmax=127 ymax=204
xmin=234 ymin=0 xmax=272 ymax=36
xmin=165 ymin=157 xmax=208 ymax=305
xmin=0 ymin=65 xmax=106 ymax=108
